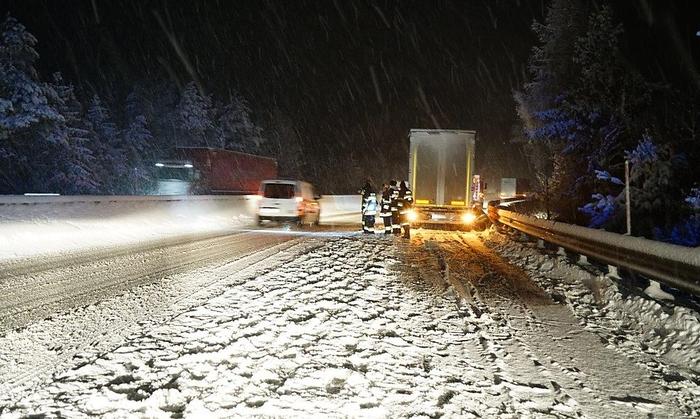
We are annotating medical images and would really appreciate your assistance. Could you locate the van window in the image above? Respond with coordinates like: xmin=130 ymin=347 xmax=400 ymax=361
xmin=263 ymin=183 xmax=295 ymax=199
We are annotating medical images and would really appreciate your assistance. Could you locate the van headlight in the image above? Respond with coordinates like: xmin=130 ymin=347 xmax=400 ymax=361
xmin=406 ymin=209 xmax=418 ymax=222
xmin=462 ymin=212 xmax=476 ymax=224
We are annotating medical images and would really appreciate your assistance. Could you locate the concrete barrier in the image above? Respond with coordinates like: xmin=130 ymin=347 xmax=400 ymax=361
xmin=319 ymin=195 xmax=361 ymax=213
xmin=319 ymin=195 xmax=361 ymax=225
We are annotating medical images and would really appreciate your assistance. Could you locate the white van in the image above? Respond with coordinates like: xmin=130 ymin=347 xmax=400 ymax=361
xmin=256 ymin=180 xmax=321 ymax=226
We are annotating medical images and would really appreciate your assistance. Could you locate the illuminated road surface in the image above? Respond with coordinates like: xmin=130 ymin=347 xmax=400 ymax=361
xmin=1 ymin=227 xmax=698 ymax=418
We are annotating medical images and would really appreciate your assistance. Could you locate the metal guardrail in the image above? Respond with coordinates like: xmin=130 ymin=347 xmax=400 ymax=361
xmin=488 ymin=203 xmax=700 ymax=296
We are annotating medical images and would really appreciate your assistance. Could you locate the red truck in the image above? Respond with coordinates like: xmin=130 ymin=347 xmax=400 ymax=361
xmin=154 ymin=147 xmax=278 ymax=195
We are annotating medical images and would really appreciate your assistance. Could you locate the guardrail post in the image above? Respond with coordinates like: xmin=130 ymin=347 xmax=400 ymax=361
xmin=537 ymin=239 xmax=545 ymax=249
xmin=557 ymin=246 xmax=567 ymax=256
xmin=578 ymin=255 xmax=590 ymax=266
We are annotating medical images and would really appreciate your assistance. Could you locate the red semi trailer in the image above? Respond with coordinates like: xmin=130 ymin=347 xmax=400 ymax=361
xmin=154 ymin=147 xmax=278 ymax=195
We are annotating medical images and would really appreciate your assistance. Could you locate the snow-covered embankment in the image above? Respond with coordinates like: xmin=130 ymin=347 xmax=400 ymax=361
xmin=484 ymin=230 xmax=700 ymax=410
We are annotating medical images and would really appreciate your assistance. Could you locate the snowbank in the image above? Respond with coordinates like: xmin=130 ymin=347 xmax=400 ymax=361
xmin=484 ymin=230 xmax=700 ymax=384
xmin=494 ymin=208 xmax=700 ymax=294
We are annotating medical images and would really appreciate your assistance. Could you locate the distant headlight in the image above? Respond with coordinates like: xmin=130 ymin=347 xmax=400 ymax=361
xmin=462 ymin=212 xmax=476 ymax=224
xmin=406 ymin=209 xmax=418 ymax=222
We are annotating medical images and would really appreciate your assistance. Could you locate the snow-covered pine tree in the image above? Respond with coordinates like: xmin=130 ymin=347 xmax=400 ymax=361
xmin=50 ymin=72 xmax=99 ymax=194
xmin=137 ymin=82 xmax=179 ymax=158
xmin=87 ymin=94 xmax=124 ymax=194
xmin=177 ymin=81 xmax=214 ymax=147
xmin=513 ymin=0 xmax=589 ymax=220
xmin=216 ymin=92 xmax=263 ymax=153
xmin=0 ymin=15 xmax=64 ymax=193
xmin=121 ymin=114 xmax=153 ymax=194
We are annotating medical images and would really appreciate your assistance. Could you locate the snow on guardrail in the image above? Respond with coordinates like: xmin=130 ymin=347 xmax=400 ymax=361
xmin=489 ymin=206 xmax=700 ymax=295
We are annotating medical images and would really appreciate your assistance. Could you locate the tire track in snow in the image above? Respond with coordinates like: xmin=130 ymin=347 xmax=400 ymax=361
xmin=405 ymin=229 xmax=684 ymax=418
xmin=0 ymin=231 xmax=292 ymax=331
xmin=0 ymin=234 xmax=310 ymax=406
xmin=485 ymin=230 xmax=700 ymax=416
xmin=400 ymin=231 xmax=586 ymax=417
xmin=1 ymin=236 xmax=578 ymax=417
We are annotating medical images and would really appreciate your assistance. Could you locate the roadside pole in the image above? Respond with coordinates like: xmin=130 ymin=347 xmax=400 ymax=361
xmin=625 ymin=159 xmax=631 ymax=235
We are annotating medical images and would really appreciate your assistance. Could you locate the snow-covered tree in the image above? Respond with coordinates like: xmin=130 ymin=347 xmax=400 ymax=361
xmin=177 ymin=82 xmax=214 ymax=147
xmin=49 ymin=72 xmax=99 ymax=194
xmin=0 ymin=15 xmax=64 ymax=193
xmin=121 ymin=114 xmax=153 ymax=193
xmin=513 ymin=0 xmax=589 ymax=220
xmin=215 ymin=93 xmax=264 ymax=152
xmin=123 ymin=115 xmax=151 ymax=155
xmin=516 ymin=3 xmax=664 ymax=228
xmin=87 ymin=94 xmax=124 ymax=193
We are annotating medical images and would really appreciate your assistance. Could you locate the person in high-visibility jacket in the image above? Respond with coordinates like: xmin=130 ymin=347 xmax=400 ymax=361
xmin=389 ymin=180 xmax=401 ymax=235
xmin=398 ymin=180 xmax=413 ymax=238
xmin=379 ymin=183 xmax=393 ymax=235
xmin=360 ymin=181 xmax=378 ymax=234
xmin=359 ymin=179 xmax=374 ymax=228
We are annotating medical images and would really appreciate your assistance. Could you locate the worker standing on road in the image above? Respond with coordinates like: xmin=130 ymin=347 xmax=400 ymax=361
xmin=359 ymin=179 xmax=373 ymax=210
xmin=389 ymin=180 xmax=401 ymax=235
xmin=360 ymin=180 xmax=377 ymax=234
xmin=380 ymin=183 xmax=392 ymax=235
xmin=398 ymin=180 xmax=413 ymax=238
xmin=359 ymin=179 xmax=374 ymax=227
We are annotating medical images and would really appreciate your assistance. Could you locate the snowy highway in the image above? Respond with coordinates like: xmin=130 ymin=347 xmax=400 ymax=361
xmin=1 ymin=223 xmax=699 ymax=418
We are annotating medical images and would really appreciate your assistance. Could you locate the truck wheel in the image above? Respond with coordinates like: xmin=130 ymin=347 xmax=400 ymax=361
xmin=314 ymin=211 xmax=321 ymax=226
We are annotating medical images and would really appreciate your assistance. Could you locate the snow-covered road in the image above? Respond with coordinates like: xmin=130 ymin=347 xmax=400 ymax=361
xmin=1 ymin=228 xmax=698 ymax=418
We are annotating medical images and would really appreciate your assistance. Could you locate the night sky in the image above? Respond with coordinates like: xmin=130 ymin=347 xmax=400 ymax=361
xmin=2 ymin=0 xmax=698 ymax=190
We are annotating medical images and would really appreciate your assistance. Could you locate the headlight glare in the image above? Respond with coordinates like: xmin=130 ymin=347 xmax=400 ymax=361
xmin=462 ymin=212 xmax=476 ymax=224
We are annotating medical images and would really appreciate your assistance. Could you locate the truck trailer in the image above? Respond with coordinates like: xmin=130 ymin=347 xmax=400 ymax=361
xmin=153 ymin=147 xmax=278 ymax=195
xmin=406 ymin=129 xmax=485 ymax=228
xmin=499 ymin=177 xmax=530 ymax=199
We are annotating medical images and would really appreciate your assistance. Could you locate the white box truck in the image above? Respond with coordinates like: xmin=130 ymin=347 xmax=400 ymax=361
xmin=406 ymin=129 xmax=486 ymax=229
xmin=499 ymin=177 xmax=530 ymax=199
